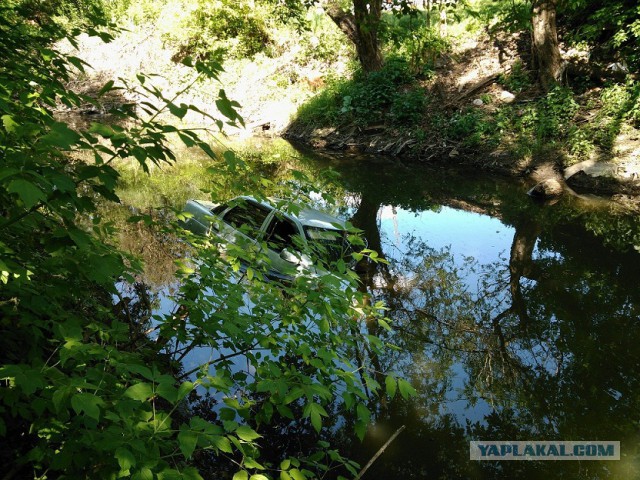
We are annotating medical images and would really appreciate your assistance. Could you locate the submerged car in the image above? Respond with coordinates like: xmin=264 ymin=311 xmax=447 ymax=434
xmin=181 ymin=196 xmax=358 ymax=281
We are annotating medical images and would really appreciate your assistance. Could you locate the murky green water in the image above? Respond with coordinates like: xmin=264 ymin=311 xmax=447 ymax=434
xmin=115 ymin=138 xmax=640 ymax=479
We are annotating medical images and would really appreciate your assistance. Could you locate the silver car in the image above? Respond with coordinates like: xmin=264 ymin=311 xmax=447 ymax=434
xmin=181 ymin=196 xmax=357 ymax=281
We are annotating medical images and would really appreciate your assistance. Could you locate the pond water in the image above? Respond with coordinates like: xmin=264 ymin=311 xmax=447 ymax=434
xmin=115 ymin=139 xmax=640 ymax=479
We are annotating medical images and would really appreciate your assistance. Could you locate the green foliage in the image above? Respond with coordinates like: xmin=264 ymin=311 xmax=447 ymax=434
xmin=390 ymin=88 xmax=429 ymax=125
xmin=0 ymin=4 xmax=392 ymax=479
xmin=498 ymin=61 xmax=532 ymax=93
xmin=526 ymin=87 xmax=580 ymax=141
xmin=160 ymin=0 xmax=271 ymax=61
xmin=444 ymin=86 xmax=585 ymax=152
xmin=466 ymin=0 xmax=531 ymax=34
xmin=599 ymin=81 xmax=640 ymax=126
xmin=562 ymin=0 xmax=640 ymax=70
xmin=565 ymin=81 xmax=640 ymax=157
xmin=297 ymin=58 xmax=427 ymax=128
xmin=292 ymin=8 xmax=349 ymax=65
xmin=446 ymin=108 xmax=496 ymax=148
xmin=380 ymin=11 xmax=450 ymax=76
xmin=98 ymin=0 xmax=275 ymax=61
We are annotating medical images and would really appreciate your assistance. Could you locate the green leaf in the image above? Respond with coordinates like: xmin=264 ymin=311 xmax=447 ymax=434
xmin=306 ymin=403 xmax=328 ymax=433
xmin=250 ymin=475 xmax=269 ymax=480
xmin=223 ymin=150 xmax=242 ymax=171
xmin=233 ymin=471 xmax=248 ymax=480
xmin=132 ymin=467 xmax=154 ymax=480
xmin=68 ymin=228 xmax=91 ymax=249
xmin=310 ymin=409 xmax=322 ymax=433
xmin=342 ymin=391 xmax=354 ymax=410
xmin=156 ymin=377 xmax=178 ymax=403
xmin=158 ymin=468 xmax=182 ymax=480
xmin=178 ymin=132 xmax=196 ymax=147
xmin=89 ymin=122 xmax=116 ymax=138
xmin=41 ymin=122 xmax=81 ymax=149
xmin=70 ymin=393 xmax=103 ymax=420
xmin=2 ymin=115 xmax=19 ymax=133
xmin=125 ymin=364 xmax=154 ymax=380
xmin=280 ymin=459 xmax=291 ymax=470
xmin=52 ymin=386 xmax=72 ymax=413
xmin=319 ymin=317 xmax=330 ymax=333
xmin=244 ymin=458 xmax=265 ymax=469
xmin=124 ymin=382 xmax=153 ymax=401
xmin=356 ymin=403 xmax=370 ymax=424
xmin=7 ymin=179 xmax=46 ymax=209
xmin=0 ymin=167 xmax=20 ymax=182
xmin=235 ymin=425 xmax=261 ymax=442
xmin=178 ymin=429 xmax=198 ymax=459
xmin=378 ymin=318 xmax=392 ymax=331
xmin=211 ymin=435 xmax=233 ymax=453
xmin=385 ymin=375 xmax=397 ymax=399
xmin=197 ymin=141 xmax=217 ymax=159
xmin=354 ymin=420 xmax=367 ymax=442
xmin=67 ymin=55 xmax=89 ymax=72
xmin=182 ymin=467 xmax=204 ymax=480
xmin=176 ymin=382 xmax=195 ymax=400
xmin=115 ymin=447 xmax=136 ymax=472
xmin=98 ymin=80 xmax=115 ymax=96
xmin=398 ymin=378 xmax=417 ymax=399
xmin=216 ymin=89 xmax=243 ymax=125
xmin=276 ymin=404 xmax=294 ymax=419
xmin=48 ymin=172 xmax=77 ymax=192
xmin=168 ymin=102 xmax=188 ymax=119
xmin=289 ymin=469 xmax=306 ymax=480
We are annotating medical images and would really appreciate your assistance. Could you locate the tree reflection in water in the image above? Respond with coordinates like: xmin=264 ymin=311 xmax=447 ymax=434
xmin=109 ymin=141 xmax=640 ymax=479
xmin=343 ymin=190 xmax=640 ymax=479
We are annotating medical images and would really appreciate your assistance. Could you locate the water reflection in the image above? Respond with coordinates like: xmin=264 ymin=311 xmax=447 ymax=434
xmin=308 ymin=148 xmax=640 ymax=479
xmin=112 ymin=139 xmax=640 ymax=479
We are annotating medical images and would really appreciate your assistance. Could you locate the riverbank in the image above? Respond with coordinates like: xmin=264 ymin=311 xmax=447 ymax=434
xmin=59 ymin=9 xmax=640 ymax=199
xmin=283 ymin=32 xmax=640 ymax=199
xmin=284 ymin=115 xmax=640 ymax=199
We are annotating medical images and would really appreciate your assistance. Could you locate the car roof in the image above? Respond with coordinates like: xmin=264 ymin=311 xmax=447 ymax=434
xmin=236 ymin=196 xmax=346 ymax=231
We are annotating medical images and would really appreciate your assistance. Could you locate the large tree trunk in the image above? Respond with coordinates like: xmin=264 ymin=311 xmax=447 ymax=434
xmin=324 ymin=0 xmax=384 ymax=73
xmin=531 ymin=0 xmax=563 ymax=91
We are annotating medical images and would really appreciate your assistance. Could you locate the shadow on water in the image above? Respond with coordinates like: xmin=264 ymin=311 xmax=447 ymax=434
xmin=113 ymin=138 xmax=640 ymax=479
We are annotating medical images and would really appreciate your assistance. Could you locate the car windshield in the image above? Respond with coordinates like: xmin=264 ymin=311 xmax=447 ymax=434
xmin=304 ymin=227 xmax=351 ymax=264
xmin=222 ymin=201 xmax=271 ymax=237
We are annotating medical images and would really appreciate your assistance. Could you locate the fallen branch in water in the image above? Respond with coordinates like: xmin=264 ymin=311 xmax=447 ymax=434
xmin=354 ymin=425 xmax=406 ymax=480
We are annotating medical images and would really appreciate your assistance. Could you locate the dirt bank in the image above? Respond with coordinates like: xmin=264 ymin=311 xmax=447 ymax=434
xmin=282 ymin=33 xmax=640 ymax=199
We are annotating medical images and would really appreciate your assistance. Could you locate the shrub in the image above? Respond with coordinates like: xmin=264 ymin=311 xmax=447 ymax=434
xmin=160 ymin=0 xmax=271 ymax=61
xmin=498 ymin=61 xmax=532 ymax=93
xmin=296 ymin=57 xmax=427 ymax=128
xmin=390 ymin=88 xmax=428 ymax=126
xmin=0 ymin=5 xmax=390 ymax=479
xmin=380 ymin=12 xmax=449 ymax=76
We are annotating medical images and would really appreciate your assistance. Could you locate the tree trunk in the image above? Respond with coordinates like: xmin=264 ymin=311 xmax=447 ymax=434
xmin=324 ymin=0 xmax=384 ymax=73
xmin=531 ymin=0 xmax=563 ymax=91
xmin=509 ymin=221 xmax=542 ymax=327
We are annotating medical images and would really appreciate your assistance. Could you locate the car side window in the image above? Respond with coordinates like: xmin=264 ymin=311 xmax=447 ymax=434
xmin=222 ymin=202 xmax=271 ymax=237
xmin=265 ymin=217 xmax=298 ymax=252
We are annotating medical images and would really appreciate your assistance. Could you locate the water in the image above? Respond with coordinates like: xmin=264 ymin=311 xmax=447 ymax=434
xmin=114 ymin=139 xmax=640 ymax=479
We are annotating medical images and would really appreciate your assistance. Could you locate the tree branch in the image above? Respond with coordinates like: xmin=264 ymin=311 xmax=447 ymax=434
xmin=322 ymin=1 xmax=359 ymax=45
